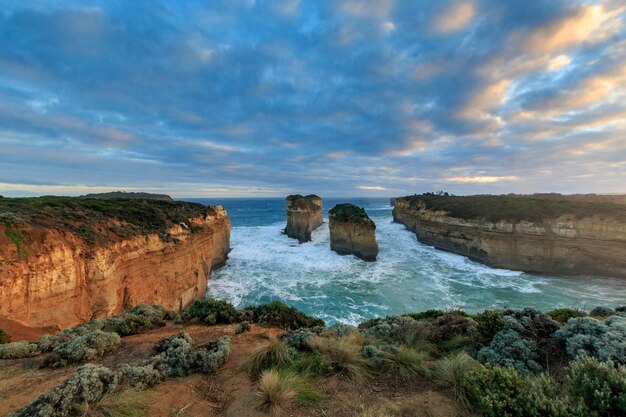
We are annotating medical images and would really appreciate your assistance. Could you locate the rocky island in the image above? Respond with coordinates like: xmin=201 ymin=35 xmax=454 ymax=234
xmin=329 ymin=203 xmax=378 ymax=261
xmin=284 ymin=194 xmax=323 ymax=243
xmin=0 ymin=195 xmax=231 ymax=329
xmin=392 ymin=194 xmax=626 ymax=278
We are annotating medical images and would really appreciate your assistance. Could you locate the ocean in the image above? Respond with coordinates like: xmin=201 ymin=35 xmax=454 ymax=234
xmin=185 ymin=197 xmax=626 ymax=325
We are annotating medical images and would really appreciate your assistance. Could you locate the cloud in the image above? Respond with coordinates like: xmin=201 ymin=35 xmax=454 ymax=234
xmin=442 ymin=176 xmax=518 ymax=183
xmin=357 ymin=185 xmax=387 ymax=191
xmin=433 ymin=1 xmax=475 ymax=34
xmin=521 ymin=4 xmax=625 ymax=54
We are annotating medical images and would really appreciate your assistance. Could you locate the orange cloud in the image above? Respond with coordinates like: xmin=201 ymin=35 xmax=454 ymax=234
xmin=457 ymin=79 xmax=511 ymax=120
xmin=433 ymin=1 xmax=475 ymax=34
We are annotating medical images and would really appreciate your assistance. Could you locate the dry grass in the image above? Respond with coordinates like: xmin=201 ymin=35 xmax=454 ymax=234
xmin=243 ymin=335 xmax=293 ymax=376
xmin=380 ymin=346 xmax=429 ymax=381
xmin=73 ymin=389 xmax=151 ymax=417
xmin=310 ymin=333 xmax=371 ymax=380
xmin=254 ymin=369 xmax=322 ymax=415
xmin=430 ymin=352 xmax=479 ymax=407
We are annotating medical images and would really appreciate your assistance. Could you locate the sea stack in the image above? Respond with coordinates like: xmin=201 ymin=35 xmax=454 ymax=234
xmin=329 ymin=203 xmax=378 ymax=261
xmin=285 ymin=194 xmax=323 ymax=243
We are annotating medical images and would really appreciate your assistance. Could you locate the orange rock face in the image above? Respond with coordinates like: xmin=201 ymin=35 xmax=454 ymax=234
xmin=0 ymin=207 xmax=230 ymax=328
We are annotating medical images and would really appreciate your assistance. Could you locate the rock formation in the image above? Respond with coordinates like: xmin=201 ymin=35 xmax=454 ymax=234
xmin=285 ymin=194 xmax=323 ymax=243
xmin=0 ymin=197 xmax=231 ymax=328
xmin=392 ymin=194 xmax=626 ymax=278
xmin=329 ymin=203 xmax=378 ymax=261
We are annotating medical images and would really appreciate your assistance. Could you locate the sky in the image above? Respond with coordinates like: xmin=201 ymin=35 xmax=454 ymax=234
xmin=0 ymin=0 xmax=625 ymax=198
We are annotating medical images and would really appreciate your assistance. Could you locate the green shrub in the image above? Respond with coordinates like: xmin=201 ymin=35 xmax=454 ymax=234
xmin=566 ymin=357 xmax=626 ymax=416
xmin=403 ymin=310 xmax=445 ymax=321
xmin=45 ymin=331 xmax=121 ymax=368
xmin=0 ymin=329 xmax=10 ymax=344
xmin=235 ymin=321 xmax=251 ymax=334
xmin=11 ymin=364 xmax=119 ymax=417
xmin=182 ymin=298 xmax=239 ymax=324
xmin=429 ymin=312 xmax=477 ymax=342
xmin=547 ymin=308 xmax=587 ymax=323
xmin=310 ymin=333 xmax=370 ymax=379
xmin=555 ymin=316 xmax=626 ymax=363
xmin=250 ymin=301 xmax=324 ymax=330
xmin=281 ymin=329 xmax=318 ymax=351
xmin=475 ymin=309 xmax=506 ymax=340
xmin=477 ymin=329 xmax=542 ymax=375
xmin=359 ymin=315 xmax=418 ymax=340
xmin=0 ymin=341 xmax=40 ymax=359
xmin=328 ymin=323 xmax=358 ymax=337
xmin=463 ymin=365 xmax=527 ymax=416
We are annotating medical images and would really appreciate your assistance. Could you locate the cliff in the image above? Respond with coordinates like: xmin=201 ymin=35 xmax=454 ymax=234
xmin=0 ymin=197 xmax=231 ymax=328
xmin=285 ymin=194 xmax=323 ymax=243
xmin=392 ymin=195 xmax=626 ymax=278
xmin=329 ymin=204 xmax=378 ymax=261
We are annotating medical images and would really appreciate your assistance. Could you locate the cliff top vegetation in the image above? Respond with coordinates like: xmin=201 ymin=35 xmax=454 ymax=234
xmin=286 ymin=194 xmax=322 ymax=210
xmin=397 ymin=194 xmax=626 ymax=223
xmin=80 ymin=191 xmax=173 ymax=201
xmin=329 ymin=203 xmax=375 ymax=226
xmin=0 ymin=196 xmax=218 ymax=245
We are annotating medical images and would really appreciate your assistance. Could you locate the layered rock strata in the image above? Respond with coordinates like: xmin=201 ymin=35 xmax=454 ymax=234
xmin=285 ymin=194 xmax=323 ymax=243
xmin=392 ymin=195 xmax=626 ymax=278
xmin=329 ymin=203 xmax=378 ymax=261
xmin=0 ymin=199 xmax=231 ymax=328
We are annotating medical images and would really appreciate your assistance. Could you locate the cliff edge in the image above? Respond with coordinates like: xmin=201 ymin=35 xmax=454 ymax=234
xmin=285 ymin=194 xmax=323 ymax=243
xmin=392 ymin=194 xmax=626 ymax=278
xmin=0 ymin=196 xmax=231 ymax=328
xmin=329 ymin=203 xmax=378 ymax=261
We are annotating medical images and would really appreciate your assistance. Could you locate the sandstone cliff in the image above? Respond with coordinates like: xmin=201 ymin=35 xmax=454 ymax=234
xmin=0 ymin=197 xmax=231 ymax=328
xmin=285 ymin=194 xmax=323 ymax=243
xmin=392 ymin=195 xmax=626 ymax=278
xmin=329 ymin=204 xmax=378 ymax=261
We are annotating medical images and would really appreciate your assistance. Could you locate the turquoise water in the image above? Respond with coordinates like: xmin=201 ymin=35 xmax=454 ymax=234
xmin=186 ymin=198 xmax=626 ymax=325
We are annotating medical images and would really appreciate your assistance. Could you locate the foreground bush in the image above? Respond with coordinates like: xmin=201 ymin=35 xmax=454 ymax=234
xmin=250 ymin=301 xmax=324 ymax=330
xmin=566 ymin=357 xmax=626 ymax=416
xmin=474 ymin=309 xmax=505 ymax=340
xmin=379 ymin=345 xmax=428 ymax=381
xmin=0 ymin=341 xmax=40 ymax=359
xmin=310 ymin=333 xmax=370 ymax=379
xmin=182 ymin=298 xmax=239 ymax=324
xmin=45 ymin=331 xmax=121 ymax=368
xmin=555 ymin=316 xmax=626 ymax=363
xmin=11 ymin=364 xmax=119 ymax=417
xmin=477 ymin=329 xmax=542 ymax=375
xmin=0 ymin=329 xmax=10 ymax=344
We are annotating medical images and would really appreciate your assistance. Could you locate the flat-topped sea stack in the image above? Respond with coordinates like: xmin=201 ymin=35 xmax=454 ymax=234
xmin=329 ymin=203 xmax=378 ymax=261
xmin=0 ymin=196 xmax=231 ymax=328
xmin=392 ymin=194 xmax=626 ymax=278
xmin=285 ymin=194 xmax=323 ymax=243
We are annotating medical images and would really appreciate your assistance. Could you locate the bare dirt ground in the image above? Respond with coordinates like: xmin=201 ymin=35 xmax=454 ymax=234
xmin=0 ymin=323 xmax=467 ymax=417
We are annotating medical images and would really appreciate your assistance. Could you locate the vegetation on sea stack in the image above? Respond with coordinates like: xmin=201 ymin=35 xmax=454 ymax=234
xmin=329 ymin=203 xmax=375 ymax=226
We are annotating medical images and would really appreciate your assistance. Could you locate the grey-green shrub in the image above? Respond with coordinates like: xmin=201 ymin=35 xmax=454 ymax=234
xmin=282 ymin=329 xmax=317 ymax=351
xmin=358 ymin=315 xmax=417 ymax=340
xmin=328 ymin=323 xmax=357 ymax=337
xmin=0 ymin=341 xmax=40 ymax=359
xmin=566 ymin=357 xmax=626 ymax=416
xmin=118 ymin=363 xmax=164 ymax=389
xmin=477 ymin=329 xmax=542 ymax=375
xmin=10 ymin=364 xmax=118 ymax=417
xmin=182 ymin=298 xmax=239 ymax=324
xmin=45 ymin=331 xmax=121 ymax=368
xmin=589 ymin=306 xmax=615 ymax=318
xmin=102 ymin=304 xmax=172 ymax=336
xmin=555 ymin=316 xmax=626 ymax=363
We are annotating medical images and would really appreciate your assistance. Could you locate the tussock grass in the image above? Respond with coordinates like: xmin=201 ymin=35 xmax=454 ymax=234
xmin=310 ymin=333 xmax=371 ymax=379
xmin=244 ymin=336 xmax=293 ymax=376
xmin=380 ymin=346 xmax=429 ymax=381
xmin=72 ymin=388 xmax=151 ymax=417
xmin=255 ymin=369 xmax=321 ymax=414
xmin=431 ymin=352 xmax=480 ymax=407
